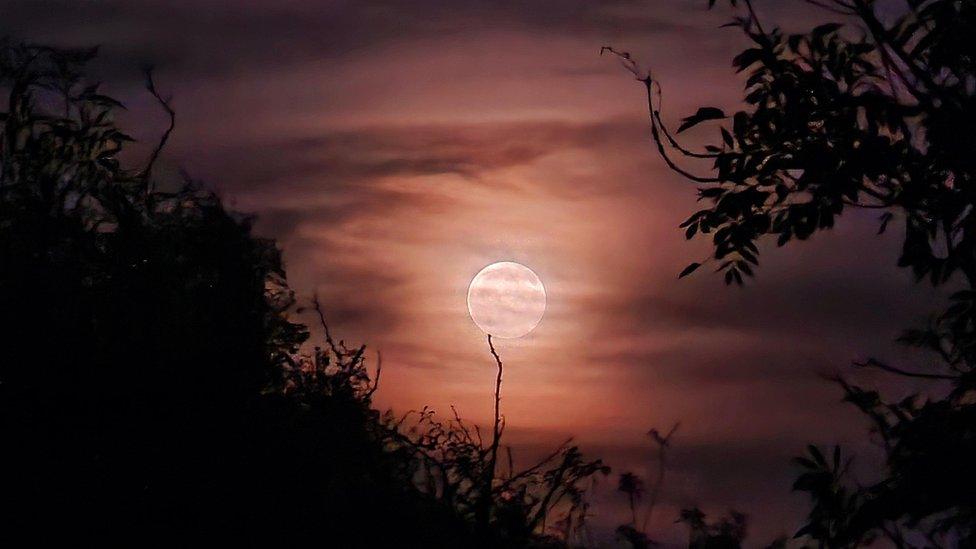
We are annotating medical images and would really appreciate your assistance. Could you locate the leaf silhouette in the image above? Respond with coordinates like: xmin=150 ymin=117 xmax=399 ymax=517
xmin=677 ymin=107 xmax=727 ymax=133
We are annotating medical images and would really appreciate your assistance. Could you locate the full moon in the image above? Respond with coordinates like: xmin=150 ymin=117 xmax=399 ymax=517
xmin=467 ymin=262 xmax=547 ymax=338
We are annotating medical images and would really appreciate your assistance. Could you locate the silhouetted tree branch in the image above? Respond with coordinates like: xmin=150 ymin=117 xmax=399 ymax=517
xmin=612 ymin=1 xmax=976 ymax=545
xmin=852 ymin=357 xmax=958 ymax=381
xmin=139 ymin=67 xmax=174 ymax=185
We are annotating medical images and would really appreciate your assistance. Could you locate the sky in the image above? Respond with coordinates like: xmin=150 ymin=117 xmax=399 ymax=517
xmin=2 ymin=0 xmax=948 ymax=545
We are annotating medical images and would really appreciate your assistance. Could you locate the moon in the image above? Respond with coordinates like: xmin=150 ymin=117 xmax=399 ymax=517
xmin=467 ymin=262 xmax=547 ymax=338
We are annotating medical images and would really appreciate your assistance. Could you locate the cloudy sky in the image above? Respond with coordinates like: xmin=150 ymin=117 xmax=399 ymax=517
xmin=3 ymin=0 xmax=945 ymax=544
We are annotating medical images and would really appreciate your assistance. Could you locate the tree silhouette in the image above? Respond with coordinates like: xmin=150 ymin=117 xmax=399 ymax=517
xmin=608 ymin=0 xmax=976 ymax=545
xmin=0 ymin=41 xmax=309 ymax=539
xmin=0 ymin=40 xmax=451 ymax=544
xmin=0 ymin=40 xmax=609 ymax=546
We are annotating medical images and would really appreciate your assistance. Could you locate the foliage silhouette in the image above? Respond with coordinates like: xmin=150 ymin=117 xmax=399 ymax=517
xmin=679 ymin=508 xmax=749 ymax=549
xmin=383 ymin=335 xmax=610 ymax=547
xmin=0 ymin=40 xmax=608 ymax=547
xmin=0 ymin=39 xmax=478 ymax=545
xmin=619 ymin=472 xmax=645 ymax=528
xmin=609 ymin=0 xmax=976 ymax=546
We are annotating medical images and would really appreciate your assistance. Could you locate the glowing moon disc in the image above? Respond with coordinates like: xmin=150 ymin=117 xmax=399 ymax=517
xmin=467 ymin=262 xmax=547 ymax=338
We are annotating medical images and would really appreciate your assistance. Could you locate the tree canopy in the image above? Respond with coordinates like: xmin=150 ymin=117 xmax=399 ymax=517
xmin=607 ymin=0 xmax=976 ymax=546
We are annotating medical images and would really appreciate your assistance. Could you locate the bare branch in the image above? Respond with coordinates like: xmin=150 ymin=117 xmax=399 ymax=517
xmin=311 ymin=294 xmax=343 ymax=358
xmin=139 ymin=68 xmax=175 ymax=185
xmin=853 ymin=358 xmax=958 ymax=380
xmin=366 ymin=350 xmax=382 ymax=397
xmin=742 ymin=0 xmax=767 ymax=36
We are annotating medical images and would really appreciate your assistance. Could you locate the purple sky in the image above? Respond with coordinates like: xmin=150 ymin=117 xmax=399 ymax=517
xmin=4 ymin=0 xmax=947 ymax=544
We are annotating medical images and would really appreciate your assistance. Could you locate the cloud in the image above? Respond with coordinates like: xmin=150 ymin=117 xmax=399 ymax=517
xmin=0 ymin=0 xmax=692 ymax=80
xmin=171 ymin=117 xmax=645 ymax=218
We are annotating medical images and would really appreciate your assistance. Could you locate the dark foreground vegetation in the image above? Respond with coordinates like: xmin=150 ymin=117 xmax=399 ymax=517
xmin=3 ymin=0 xmax=976 ymax=546
xmin=607 ymin=0 xmax=976 ymax=546
xmin=0 ymin=41 xmax=606 ymax=547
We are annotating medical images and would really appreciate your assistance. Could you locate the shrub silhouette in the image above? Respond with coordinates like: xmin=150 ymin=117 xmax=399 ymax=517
xmin=608 ymin=0 xmax=976 ymax=545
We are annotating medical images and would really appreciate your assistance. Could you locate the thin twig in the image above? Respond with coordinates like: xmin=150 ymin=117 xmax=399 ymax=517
xmin=742 ymin=0 xmax=767 ymax=36
xmin=311 ymin=294 xmax=343 ymax=358
xmin=804 ymin=0 xmax=857 ymax=16
xmin=646 ymin=80 xmax=723 ymax=183
xmin=140 ymin=68 xmax=175 ymax=186
xmin=642 ymin=422 xmax=679 ymax=533
xmin=474 ymin=333 xmax=506 ymax=534
xmin=501 ymin=438 xmax=575 ymax=487
xmin=487 ymin=333 xmax=504 ymax=486
xmin=602 ymin=47 xmax=722 ymax=183
xmin=853 ymin=358 xmax=958 ymax=380
xmin=366 ymin=351 xmax=382 ymax=397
